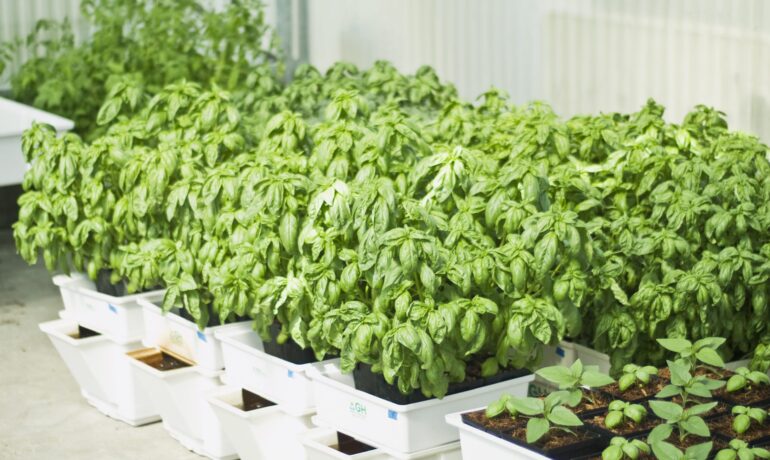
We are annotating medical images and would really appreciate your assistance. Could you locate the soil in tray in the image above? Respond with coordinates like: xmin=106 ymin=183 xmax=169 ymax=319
xmin=333 ymin=432 xmax=376 ymax=455
xmin=601 ymin=378 xmax=666 ymax=402
xmin=572 ymin=390 xmax=612 ymax=416
xmin=240 ymin=389 xmax=275 ymax=411
xmin=715 ymin=384 xmax=770 ymax=406
xmin=140 ymin=351 xmax=191 ymax=371
xmin=709 ymin=414 xmax=770 ymax=444
xmin=70 ymin=325 xmax=100 ymax=339
xmin=668 ymin=435 xmax=728 ymax=452
xmin=462 ymin=408 xmax=523 ymax=434
xmin=658 ymin=366 xmax=731 ymax=381
xmin=504 ymin=425 xmax=606 ymax=460
xmin=584 ymin=411 xmax=660 ymax=437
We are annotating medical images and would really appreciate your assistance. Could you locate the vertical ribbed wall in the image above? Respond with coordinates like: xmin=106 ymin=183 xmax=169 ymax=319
xmin=2 ymin=1 xmax=768 ymax=140
xmin=305 ymin=0 xmax=770 ymax=141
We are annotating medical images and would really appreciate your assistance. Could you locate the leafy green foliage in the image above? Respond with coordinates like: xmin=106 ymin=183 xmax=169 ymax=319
xmin=602 ymin=437 xmax=650 ymax=460
xmin=618 ymin=363 xmax=658 ymax=392
xmin=726 ymin=367 xmax=770 ymax=393
xmin=604 ymin=400 xmax=647 ymax=429
xmin=655 ymin=360 xmax=724 ymax=402
xmin=715 ymin=439 xmax=770 ymax=460
xmin=536 ymin=359 xmax=614 ymax=405
xmin=485 ymin=392 xmax=582 ymax=444
xmin=730 ymin=405 xmax=768 ymax=435
xmin=2 ymin=0 xmax=280 ymax=138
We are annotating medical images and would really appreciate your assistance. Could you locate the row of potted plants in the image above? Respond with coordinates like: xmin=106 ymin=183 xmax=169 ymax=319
xmin=450 ymin=337 xmax=770 ymax=459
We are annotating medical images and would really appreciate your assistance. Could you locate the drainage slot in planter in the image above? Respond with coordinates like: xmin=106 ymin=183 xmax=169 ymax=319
xmin=334 ymin=432 xmax=377 ymax=455
xmin=133 ymin=349 xmax=192 ymax=371
xmin=241 ymin=389 xmax=275 ymax=412
xmin=71 ymin=325 xmax=101 ymax=339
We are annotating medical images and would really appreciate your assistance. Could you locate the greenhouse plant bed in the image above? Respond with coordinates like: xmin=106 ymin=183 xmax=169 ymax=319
xmin=216 ymin=326 xmax=338 ymax=416
xmin=39 ymin=317 xmax=159 ymax=426
xmin=127 ymin=348 xmax=236 ymax=460
xmin=207 ymin=385 xmax=313 ymax=460
xmin=446 ymin=411 xmax=605 ymax=460
xmin=53 ymin=273 xmax=165 ymax=344
xmin=139 ymin=297 xmax=249 ymax=372
xmin=307 ymin=362 xmax=533 ymax=454
xmin=708 ymin=413 xmax=770 ymax=446
xmin=302 ymin=427 xmax=461 ymax=460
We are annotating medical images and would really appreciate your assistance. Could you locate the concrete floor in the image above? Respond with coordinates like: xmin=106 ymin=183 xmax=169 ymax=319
xmin=0 ymin=230 xmax=200 ymax=460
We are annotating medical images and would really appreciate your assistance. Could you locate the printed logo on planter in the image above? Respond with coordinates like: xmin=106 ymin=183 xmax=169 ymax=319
xmin=349 ymin=401 xmax=367 ymax=418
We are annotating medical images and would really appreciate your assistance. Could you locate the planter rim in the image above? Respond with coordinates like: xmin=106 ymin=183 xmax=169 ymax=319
xmin=307 ymin=364 xmax=535 ymax=413
xmin=215 ymin=326 xmax=338 ymax=373
xmin=138 ymin=297 xmax=250 ymax=333
xmin=126 ymin=347 xmax=222 ymax=379
xmin=206 ymin=385 xmax=285 ymax=422
xmin=0 ymin=96 xmax=74 ymax=138
xmin=446 ymin=410 xmax=550 ymax=460
xmin=303 ymin=426 xmax=461 ymax=460
xmin=39 ymin=317 xmax=112 ymax=347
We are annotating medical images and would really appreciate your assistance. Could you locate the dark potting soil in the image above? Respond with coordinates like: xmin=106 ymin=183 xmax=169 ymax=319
xmin=462 ymin=408 xmax=524 ymax=434
xmin=584 ymin=411 xmax=660 ymax=437
xmin=505 ymin=425 xmax=605 ymax=459
xmin=71 ymin=325 xmax=100 ymax=339
xmin=333 ymin=432 xmax=376 ymax=455
xmin=658 ymin=366 xmax=731 ymax=381
xmin=353 ymin=361 xmax=531 ymax=405
xmin=715 ymin=384 xmax=770 ymax=406
xmin=668 ymin=435 xmax=727 ymax=451
xmin=710 ymin=414 xmax=770 ymax=444
xmin=601 ymin=378 xmax=666 ymax=402
xmin=572 ymin=390 xmax=612 ymax=416
xmin=240 ymin=389 xmax=275 ymax=412
xmin=141 ymin=351 xmax=191 ymax=371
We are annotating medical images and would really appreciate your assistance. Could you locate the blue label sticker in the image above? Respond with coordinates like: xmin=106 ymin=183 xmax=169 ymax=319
xmin=556 ymin=346 xmax=565 ymax=357
xmin=108 ymin=304 xmax=118 ymax=314
xmin=287 ymin=370 xmax=294 ymax=378
xmin=197 ymin=331 xmax=207 ymax=342
xmin=388 ymin=410 xmax=398 ymax=420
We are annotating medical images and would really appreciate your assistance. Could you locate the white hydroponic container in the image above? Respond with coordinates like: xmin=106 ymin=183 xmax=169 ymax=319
xmin=302 ymin=428 xmax=462 ymax=460
xmin=207 ymin=385 xmax=314 ymax=460
xmin=127 ymin=348 xmax=236 ymax=460
xmin=445 ymin=411 xmax=548 ymax=460
xmin=539 ymin=340 xmax=579 ymax=368
xmin=217 ymin=326 xmax=338 ymax=416
xmin=53 ymin=274 xmax=165 ymax=344
xmin=0 ymin=96 xmax=74 ymax=186
xmin=307 ymin=362 xmax=534 ymax=454
xmin=39 ymin=317 xmax=159 ymax=426
xmin=139 ymin=298 xmax=249 ymax=371
xmin=573 ymin=342 xmax=611 ymax=374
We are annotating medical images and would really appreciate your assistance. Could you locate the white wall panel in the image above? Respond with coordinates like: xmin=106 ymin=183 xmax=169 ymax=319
xmin=304 ymin=0 xmax=770 ymax=141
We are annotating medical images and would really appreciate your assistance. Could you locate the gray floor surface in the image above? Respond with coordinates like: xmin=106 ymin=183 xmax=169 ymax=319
xmin=0 ymin=230 xmax=201 ymax=459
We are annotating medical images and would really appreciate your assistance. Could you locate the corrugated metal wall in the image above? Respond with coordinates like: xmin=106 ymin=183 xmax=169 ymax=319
xmin=305 ymin=0 xmax=770 ymax=141
xmin=2 ymin=0 xmax=769 ymax=141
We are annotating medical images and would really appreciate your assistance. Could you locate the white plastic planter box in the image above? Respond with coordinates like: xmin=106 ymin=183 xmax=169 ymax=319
xmin=217 ymin=326 xmax=339 ymax=416
xmin=307 ymin=362 xmax=534 ymax=454
xmin=39 ymin=318 xmax=159 ymax=426
xmin=0 ymin=96 xmax=74 ymax=186
xmin=573 ymin=342 xmax=611 ymax=374
xmin=139 ymin=298 xmax=249 ymax=371
xmin=539 ymin=340 xmax=578 ymax=368
xmin=445 ymin=411 xmax=548 ymax=460
xmin=207 ymin=385 xmax=313 ymax=460
xmin=127 ymin=348 xmax=236 ymax=460
xmin=302 ymin=428 xmax=461 ymax=460
xmin=53 ymin=274 xmax=165 ymax=344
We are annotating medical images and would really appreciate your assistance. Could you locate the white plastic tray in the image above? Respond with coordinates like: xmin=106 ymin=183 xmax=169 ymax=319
xmin=53 ymin=274 xmax=165 ymax=344
xmin=0 ymin=96 xmax=74 ymax=186
xmin=127 ymin=348 xmax=236 ymax=460
xmin=139 ymin=298 xmax=249 ymax=371
xmin=308 ymin=362 xmax=534 ymax=454
xmin=445 ymin=411 xmax=548 ymax=460
xmin=207 ymin=385 xmax=313 ymax=460
xmin=217 ymin=326 xmax=339 ymax=416
xmin=39 ymin=317 xmax=159 ymax=426
xmin=302 ymin=427 xmax=462 ymax=460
